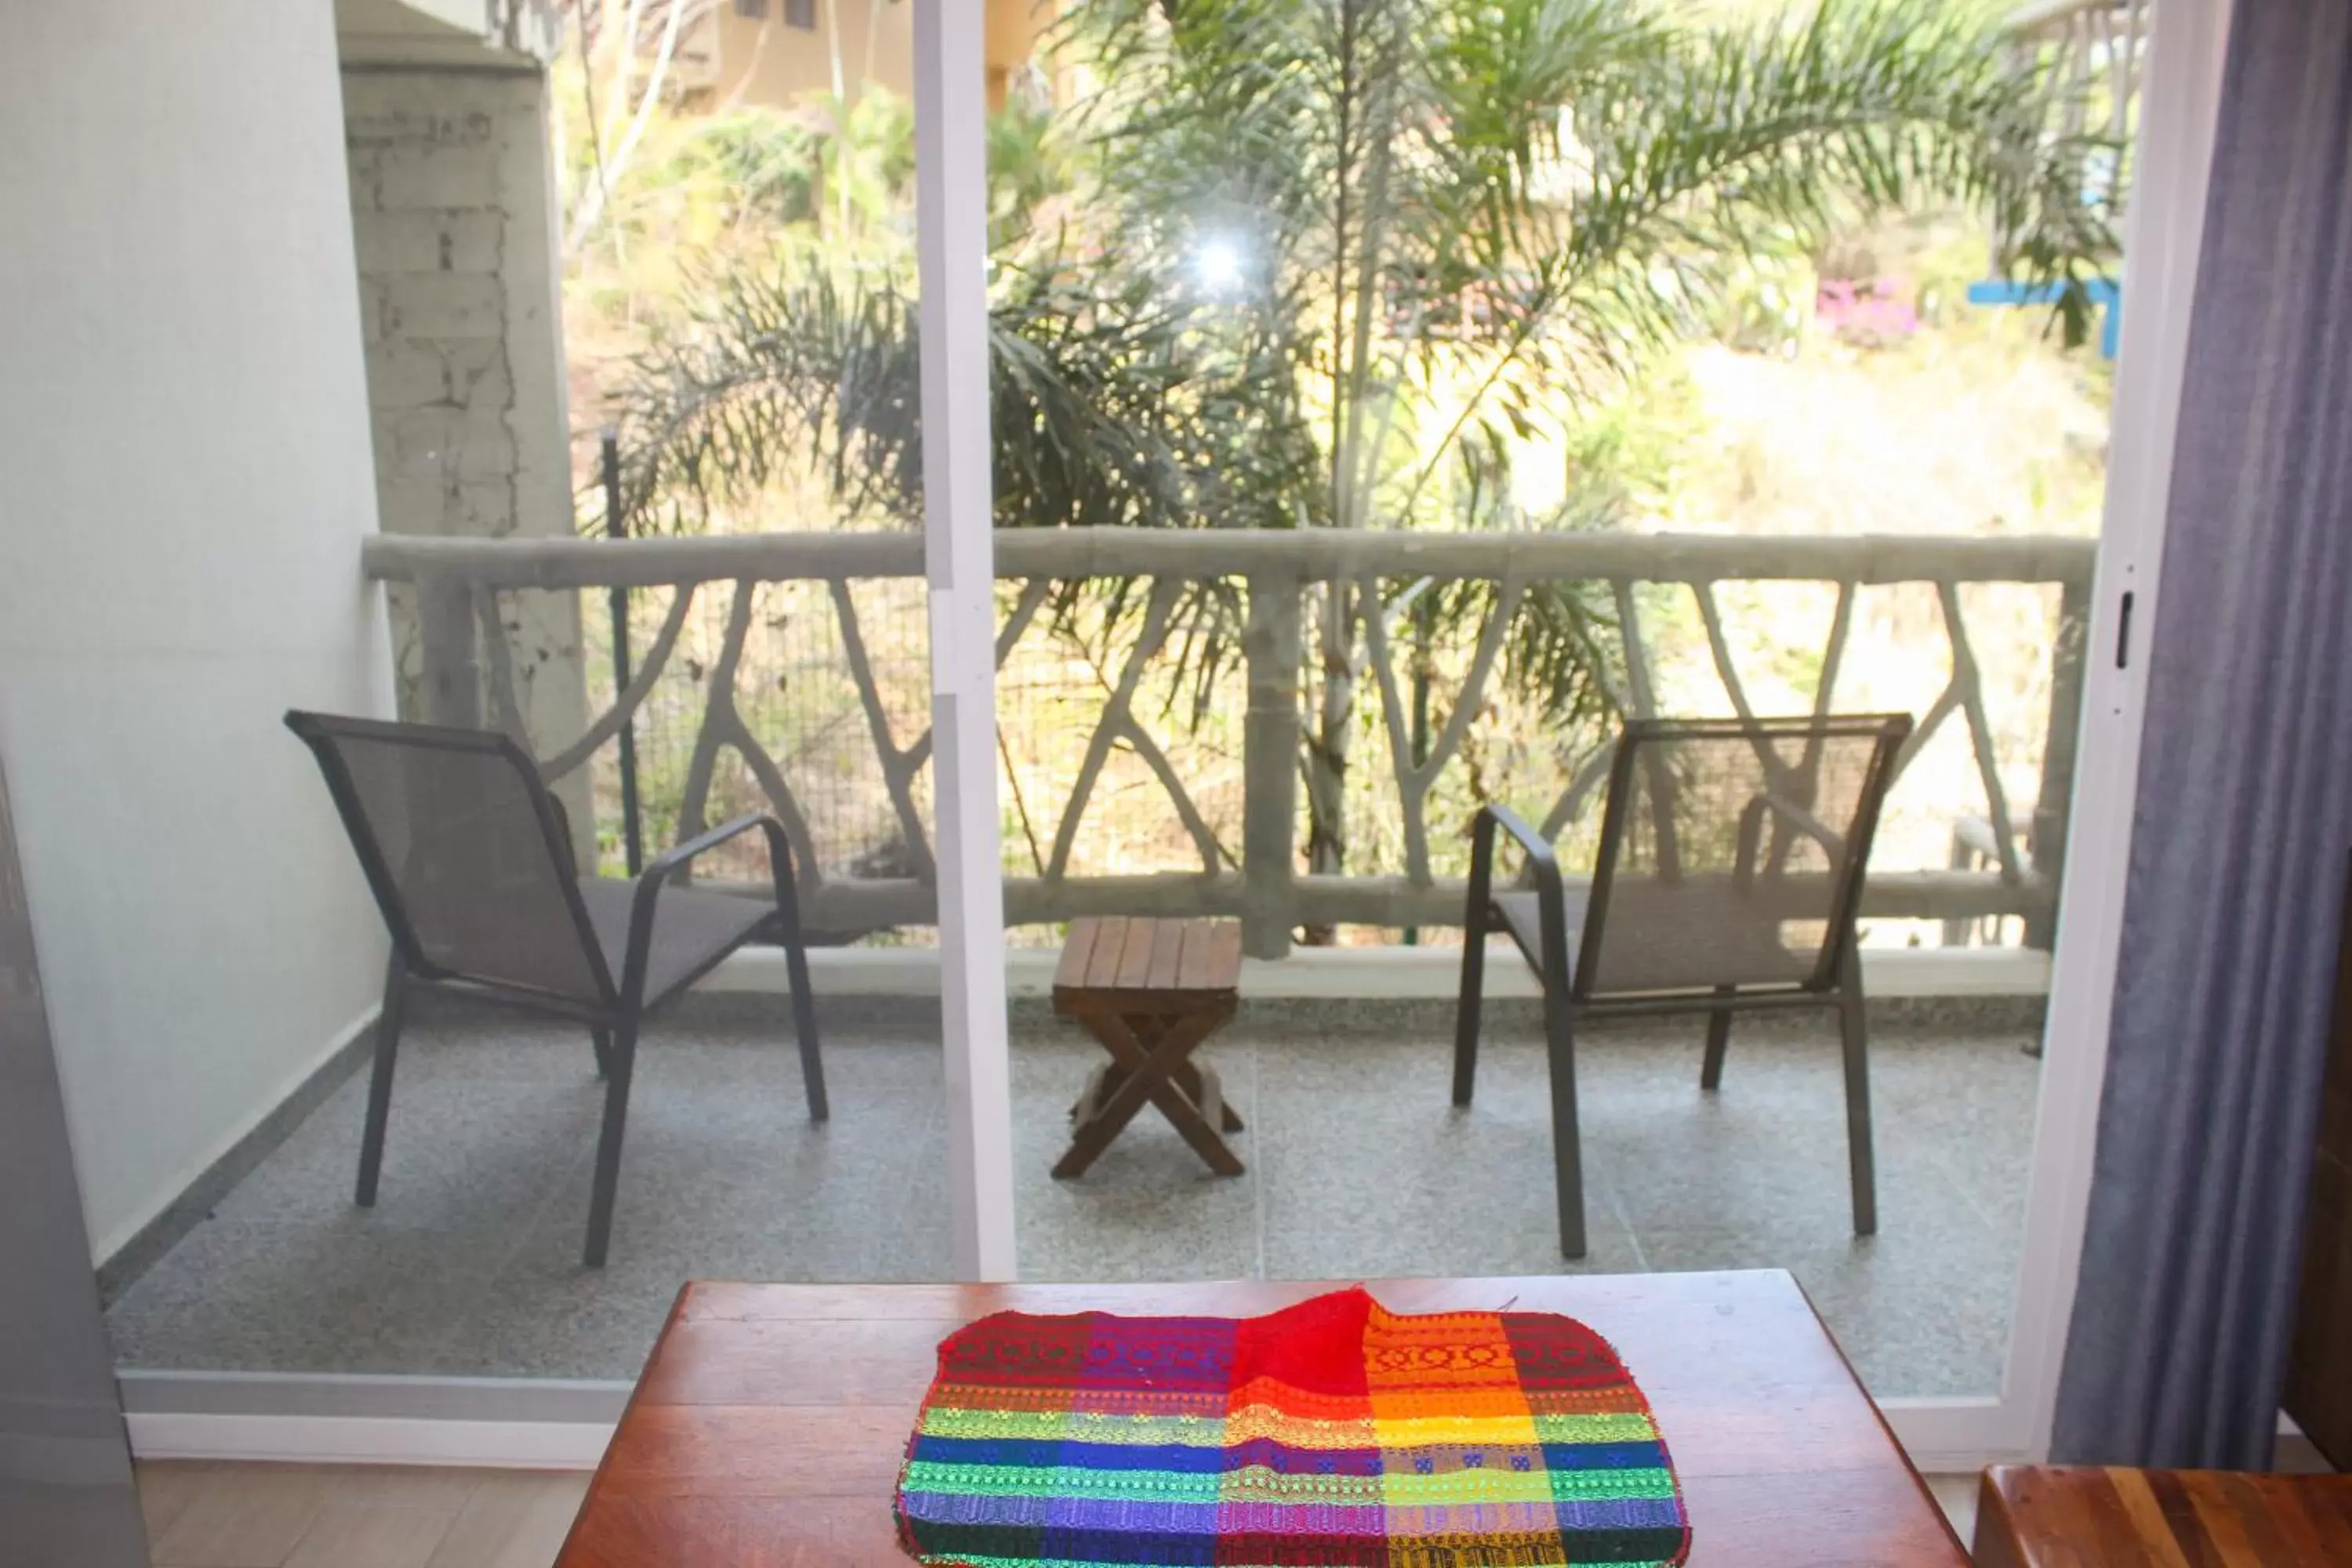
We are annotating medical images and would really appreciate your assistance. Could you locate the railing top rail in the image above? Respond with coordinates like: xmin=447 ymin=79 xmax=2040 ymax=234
xmin=364 ymin=528 xmax=2098 ymax=591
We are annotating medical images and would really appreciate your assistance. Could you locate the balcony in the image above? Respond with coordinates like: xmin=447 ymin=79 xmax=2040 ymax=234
xmin=104 ymin=525 xmax=2078 ymax=1405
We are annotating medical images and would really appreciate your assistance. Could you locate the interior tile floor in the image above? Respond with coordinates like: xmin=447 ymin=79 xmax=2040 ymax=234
xmin=139 ymin=1462 xmax=587 ymax=1568
xmin=106 ymin=1002 xmax=2039 ymax=1398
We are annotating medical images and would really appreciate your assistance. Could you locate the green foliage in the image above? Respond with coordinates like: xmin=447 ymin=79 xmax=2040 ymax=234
xmin=606 ymin=262 xmax=1319 ymax=537
xmin=598 ymin=0 xmax=2122 ymax=876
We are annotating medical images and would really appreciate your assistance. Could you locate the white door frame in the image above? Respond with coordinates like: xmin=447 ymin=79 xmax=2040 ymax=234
xmin=1881 ymin=0 xmax=2238 ymax=1470
xmin=907 ymin=0 xmax=2244 ymax=1468
xmin=914 ymin=0 xmax=1018 ymax=1282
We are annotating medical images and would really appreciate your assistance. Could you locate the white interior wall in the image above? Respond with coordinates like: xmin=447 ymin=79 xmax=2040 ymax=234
xmin=0 ymin=4 xmax=394 ymax=1260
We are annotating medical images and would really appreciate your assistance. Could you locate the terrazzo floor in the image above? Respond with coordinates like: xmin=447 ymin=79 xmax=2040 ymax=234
xmin=105 ymin=1001 xmax=2039 ymax=1398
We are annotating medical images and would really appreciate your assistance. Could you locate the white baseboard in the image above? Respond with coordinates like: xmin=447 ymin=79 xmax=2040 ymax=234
xmin=125 ymin=1413 xmax=612 ymax=1469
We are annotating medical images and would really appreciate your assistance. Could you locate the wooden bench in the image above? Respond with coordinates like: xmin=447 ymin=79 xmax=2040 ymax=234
xmin=1051 ymin=916 xmax=1245 ymax=1178
xmin=1974 ymin=1465 xmax=2352 ymax=1566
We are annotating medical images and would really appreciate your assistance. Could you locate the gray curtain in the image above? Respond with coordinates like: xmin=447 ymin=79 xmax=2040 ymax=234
xmin=2049 ymin=0 xmax=2352 ymax=1470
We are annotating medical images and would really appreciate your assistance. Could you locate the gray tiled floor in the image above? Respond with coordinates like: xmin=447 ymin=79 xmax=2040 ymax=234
xmin=105 ymin=1004 xmax=2040 ymax=1396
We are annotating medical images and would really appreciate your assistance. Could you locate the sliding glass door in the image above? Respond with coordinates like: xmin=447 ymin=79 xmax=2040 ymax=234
xmin=941 ymin=0 xmax=2232 ymax=1472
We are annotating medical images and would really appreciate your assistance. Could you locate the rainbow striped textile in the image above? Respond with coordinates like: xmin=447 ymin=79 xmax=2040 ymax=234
xmin=892 ymin=1287 xmax=1691 ymax=1567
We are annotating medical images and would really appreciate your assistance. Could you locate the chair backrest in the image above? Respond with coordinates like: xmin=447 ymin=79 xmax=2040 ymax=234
xmin=285 ymin=711 xmax=611 ymax=1006
xmin=1576 ymin=713 xmax=1911 ymax=999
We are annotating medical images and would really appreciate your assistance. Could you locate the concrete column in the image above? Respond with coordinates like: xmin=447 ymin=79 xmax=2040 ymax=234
xmin=343 ymin=62 xmax=590 ymax=850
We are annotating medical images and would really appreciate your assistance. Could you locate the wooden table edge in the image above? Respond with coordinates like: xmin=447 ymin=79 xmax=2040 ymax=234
xmin=557 ymin=1269 xmax=1962 ymax=1566
xmin=1777 ymin=1266 xmax=1969 ymax=1559
xmin=553 ymin=1279 xmax=695 ymax=1565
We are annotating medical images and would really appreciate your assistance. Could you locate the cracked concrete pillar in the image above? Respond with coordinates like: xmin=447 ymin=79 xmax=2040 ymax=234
xmin=343 ymin=60 xmax=592 ymax=854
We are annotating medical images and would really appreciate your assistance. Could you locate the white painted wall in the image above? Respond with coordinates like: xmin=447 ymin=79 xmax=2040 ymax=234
xmin=0 ymin=4 xmax=393 ymax=1260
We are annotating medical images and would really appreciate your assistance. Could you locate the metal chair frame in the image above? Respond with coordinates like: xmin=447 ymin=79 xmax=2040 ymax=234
xmin=1452 ymin=713 xmax=1912 ymax=1259
xmin=286 ymin=711 xmax=826 ymax=1267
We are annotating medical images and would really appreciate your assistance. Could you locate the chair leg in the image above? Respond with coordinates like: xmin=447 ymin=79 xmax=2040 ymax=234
xmin=1543 ymin=992 xmax=1588 ymax=1261
xmin=1838 ymin=951 xmax=1878 ymax=1237
xmin=583 ymin=1018 xmax=641 ymax=1268
xmin=590 ymin=1028 xmax=612 ymax=1081
xmin=355 ymin=955 xmax=407 ymax=1207
xmin=1454 ymin=815 xmax=1497 ymax=1108
xmin=1453 ymin=918 xmax=1486 ymax=1108
xmin=1700 ymin=985 xmax=1735 ymax=1090
xmin=783 ymin=923 xmax=827 ymax=1123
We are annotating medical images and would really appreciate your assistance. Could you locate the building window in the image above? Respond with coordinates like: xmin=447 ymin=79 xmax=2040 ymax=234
xmin=735 ymin=0 xmax=768 ymax=16
xmin=784 ymin=0 xmax=816 ymax=28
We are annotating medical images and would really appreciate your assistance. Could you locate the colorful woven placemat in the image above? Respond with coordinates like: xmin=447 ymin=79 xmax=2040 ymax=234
xmin=893 ymin=1287 xmax=1691 ymax=1566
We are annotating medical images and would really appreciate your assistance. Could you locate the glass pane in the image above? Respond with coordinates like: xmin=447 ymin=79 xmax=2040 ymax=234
xmin=981 ymin=0 xmax=2128 ymax=1407
xmin=102 ymin=2 xmax=953 ymax=1390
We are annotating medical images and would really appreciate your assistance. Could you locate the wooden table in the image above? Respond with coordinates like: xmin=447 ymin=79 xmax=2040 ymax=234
xmin=554 ymin=1272 xmax=1967 ymax=1566
xmin=1050 ymin=916 xmax=1246 ymax=1178
xmin=1974 ymin=1465 xmax=2352 ymax=1566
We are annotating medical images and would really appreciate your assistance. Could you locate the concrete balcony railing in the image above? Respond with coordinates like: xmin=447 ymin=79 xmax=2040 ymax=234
xmin=363 ymin=528 xmax=2093 ymax=961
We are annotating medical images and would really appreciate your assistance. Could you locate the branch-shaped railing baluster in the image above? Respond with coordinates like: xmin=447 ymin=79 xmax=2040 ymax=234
xmin=1766 ymin=580 xmax=1858 ymax=877
xmin=1610 ymin=580 xmax=1660 ymax=720
xmin=1694 ymin=580 xmax=1802 ymax=794
xmin=828 ymin=579 xmax=937 ymax=884
xmin=904 ymin=575 xmax=1052 ymax=776
xmin=1361 ymin=572 xmax=1523 ymax=886
xmin=1044 ymin=578 xmax=1182 ymax=883
xmin=1695 ymin=583 xmax=1762 ymax=728
xmin=671 ymin=581 xmax=750 ymax=848
xmin=1536 ymin=572 xmax=1646 ymax=837
xmin=1118 ymin=720 xmax=1229 ymax=875
xmin=673 ymin=579 xmax=822 ymax=889
xmin=1893 ymin=687 xmax=1964 ymax=782
xmin=1939 ymin=581 xmax=2024 ymax=884
xmin=721 ymin=717 xmax=823 ymax=891
xmin=1811 ymin=583 xmax=1856 ymax=723
xmin=1790 ymin=579 xmax=1859 ymax=793
xmin=1537 ymin=746 xmax=1617 ymax=842
xmin=1610 ymin=579 xmax=1683 ymax=877
xmin=539 ymin=585 xmax=698 ymax=782
xmin=475 ymin=587 xmax=530 ymax=742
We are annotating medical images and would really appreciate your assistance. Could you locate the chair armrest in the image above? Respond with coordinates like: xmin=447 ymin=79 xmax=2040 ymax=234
xmin=619 ymin=814 xmax=797 ymax=1002
xmin=1480 ymin=803 xmax=1561 ymax=879
xmin=641 ymin=811 xmax=777 ymax=885
xmin=1469 ymin=804 xmax=1575 ymax=993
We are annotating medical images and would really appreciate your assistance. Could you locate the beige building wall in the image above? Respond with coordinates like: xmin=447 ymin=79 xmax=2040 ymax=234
xmin=709 ymin=0 xmax=1051 ymax=109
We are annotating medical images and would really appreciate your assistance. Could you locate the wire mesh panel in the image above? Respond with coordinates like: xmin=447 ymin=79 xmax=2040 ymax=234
xmin=995 ymin=579 xmax=1248 ymax=883
xmin=1582 ymin=715 xmax=1906 ymax=996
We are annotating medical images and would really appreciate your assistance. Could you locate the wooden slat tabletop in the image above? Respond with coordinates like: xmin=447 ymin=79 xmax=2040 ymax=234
xmin=1052 ymin=917 xmax=1241 ymax=1006
xmin=553 ymin=1272 xmax=1967 ymax=1567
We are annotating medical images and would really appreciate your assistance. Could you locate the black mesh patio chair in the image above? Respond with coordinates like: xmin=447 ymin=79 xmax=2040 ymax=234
xmin=285 ymin=710 xmax=826 ymax=1268
xmin=1454 ymin=713 xmax=1912 ymax=1260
